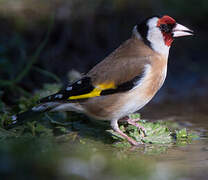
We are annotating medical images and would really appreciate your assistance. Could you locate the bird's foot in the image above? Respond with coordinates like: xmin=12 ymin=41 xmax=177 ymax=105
xmin=111 ymin=119 xmax=143 ymax=146
xmin=127 ymin=117 xmax=147 ymax=138
xmin=113 ymin=128 xmax=143 ymax=146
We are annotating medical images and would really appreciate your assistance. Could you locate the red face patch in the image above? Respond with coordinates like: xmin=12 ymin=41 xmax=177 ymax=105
xmin=157 ymin=15 xmax=176 ymax=27
xmin=157 ymin=15 xmax=176 ymax=46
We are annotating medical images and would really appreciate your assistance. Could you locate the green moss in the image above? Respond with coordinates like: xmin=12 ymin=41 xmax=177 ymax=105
xmin=109 ymin=113 xmax=199 ymax=148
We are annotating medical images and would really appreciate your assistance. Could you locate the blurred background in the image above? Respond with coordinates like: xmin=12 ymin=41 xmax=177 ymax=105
xmin=0 ymin=1 xmax=208 ymax=180
xmin=0 ymin=0 xmax=207 ymax=106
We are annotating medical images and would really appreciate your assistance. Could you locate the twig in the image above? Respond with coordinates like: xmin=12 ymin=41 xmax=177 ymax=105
xmin=32 ymin=66 xmax=61 ymax=83
xmin=14 ymin=13 xmax=55 ymax=83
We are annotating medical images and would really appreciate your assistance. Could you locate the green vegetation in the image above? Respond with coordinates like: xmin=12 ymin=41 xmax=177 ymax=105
xmin=109 ymin=115 xmax=198 ymax=148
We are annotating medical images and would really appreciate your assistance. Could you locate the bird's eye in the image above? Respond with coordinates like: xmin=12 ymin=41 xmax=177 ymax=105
xmin=159 ymin=24 xmax=172 ymax=33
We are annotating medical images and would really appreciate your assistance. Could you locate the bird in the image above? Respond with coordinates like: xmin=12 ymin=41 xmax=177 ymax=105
xmin=9 ymin=15 xmax=193 ymax=146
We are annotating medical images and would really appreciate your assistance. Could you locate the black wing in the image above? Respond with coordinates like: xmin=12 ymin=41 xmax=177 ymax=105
xmin=39 ymin=74 xmax=143 ymax=103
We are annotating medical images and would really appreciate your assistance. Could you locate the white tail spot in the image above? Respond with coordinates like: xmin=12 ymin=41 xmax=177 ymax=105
xmin=11 ymin=115 xmax=17 ymax=121
xmin=55 ymin=94 xmax=63 ymax=99
xmin=66 ymin=86 xmax=72 ymax=91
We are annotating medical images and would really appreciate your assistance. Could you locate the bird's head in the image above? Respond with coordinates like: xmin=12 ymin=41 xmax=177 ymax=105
xmin=135 ymin=15 xmax=193 ymax=57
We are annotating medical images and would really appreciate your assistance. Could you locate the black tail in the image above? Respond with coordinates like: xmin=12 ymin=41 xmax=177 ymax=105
xmin=5 ymin=102 xmax=61 ymax=129
xmin=5 ymin=110 xmax=43 ymax=129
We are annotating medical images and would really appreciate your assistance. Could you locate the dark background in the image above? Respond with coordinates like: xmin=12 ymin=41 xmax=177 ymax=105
xmin=0 ymin=0 xmax=207 ymax=105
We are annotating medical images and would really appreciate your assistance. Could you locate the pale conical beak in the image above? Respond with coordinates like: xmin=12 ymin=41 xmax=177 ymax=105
xmin=172 ymin=23 xmax=194 ymax=37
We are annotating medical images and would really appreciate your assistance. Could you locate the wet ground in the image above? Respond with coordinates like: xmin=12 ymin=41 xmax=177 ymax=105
xmin=0 ymin=98 xmax=208 ymax=180
xmin=140 ymin=98 xmax=208 ymax=179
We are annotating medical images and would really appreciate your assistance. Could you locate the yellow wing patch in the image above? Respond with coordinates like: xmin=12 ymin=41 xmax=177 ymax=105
xmin=69 ymin=82 xmax=116 ymax=100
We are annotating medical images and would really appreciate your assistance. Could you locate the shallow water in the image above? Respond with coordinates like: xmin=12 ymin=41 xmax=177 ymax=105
xmin=139 ymin=100 xmax=208 ymax=179
xmin=55 ymin=131 xmax=208 ymax=180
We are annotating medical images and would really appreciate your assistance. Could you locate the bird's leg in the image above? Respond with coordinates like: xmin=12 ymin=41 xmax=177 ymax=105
xmin=111 ymin=119 xmax=142 ymax=146
xmin=127 ymin=116 xmax=146 ymax=137
xmin=120 ymin=116 xmax=146 ymax=137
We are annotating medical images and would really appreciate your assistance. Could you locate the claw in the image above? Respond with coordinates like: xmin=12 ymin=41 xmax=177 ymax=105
xmin=127 ymin=117 xmax=147 ymax=137
xmin=111 ymin=119 xmax=143 ymax=146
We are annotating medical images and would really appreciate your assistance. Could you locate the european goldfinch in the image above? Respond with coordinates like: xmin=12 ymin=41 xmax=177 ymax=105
xmin=10 ymin=15 xmax=193 ymax=145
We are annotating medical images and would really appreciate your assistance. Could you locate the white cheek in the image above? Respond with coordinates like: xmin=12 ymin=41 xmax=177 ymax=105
xmin=147 ymin=28 xmax=170 ymax=58
xmin=147 ymin=18 xmax=170 ymax=58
